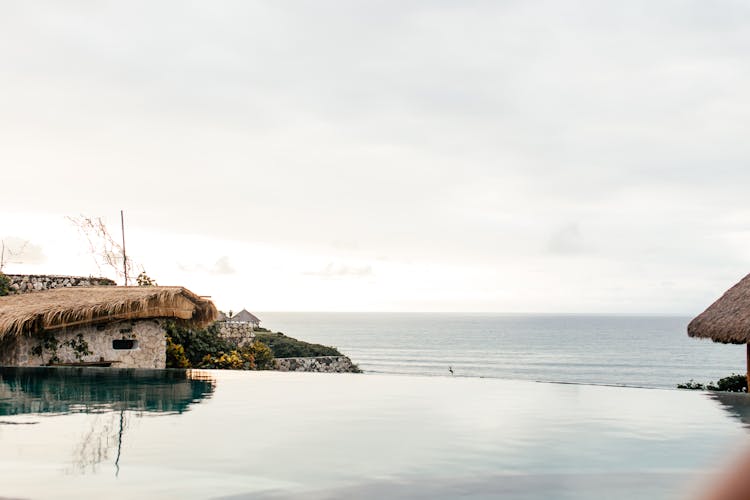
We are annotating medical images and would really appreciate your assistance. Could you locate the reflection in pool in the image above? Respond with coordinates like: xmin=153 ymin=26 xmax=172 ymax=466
xmin=0 ymin=367 xmax=215 ymax=416
xmin=0 ymin=369 xmax=749 ymax=499
xmin=0 ymin=367 xmax=215 ymax=476
xmin=708 ymin=392 xmax=750 ymax=429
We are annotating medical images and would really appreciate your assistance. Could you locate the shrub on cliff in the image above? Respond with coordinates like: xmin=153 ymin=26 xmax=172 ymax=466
xmin=200 ymin=350 xmax=254 ymax=370
xmin=254 ymin=332 xmax=341 ymax=358
xmin=243 ymin=341 xmax=275 ymax=369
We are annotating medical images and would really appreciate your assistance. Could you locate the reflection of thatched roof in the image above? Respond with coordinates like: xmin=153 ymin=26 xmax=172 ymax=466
xmin=688 ymin=274 xmax=750 ymax=344
xmin=0 ymin=286 xmax=217 ymax=340
xmin=0 ymin=367 xmax=215 ymax=415
xmin=708 ymin=392 xmax=750 ymax=429
xmin=231 ymin=309 xmax=260 ymax=324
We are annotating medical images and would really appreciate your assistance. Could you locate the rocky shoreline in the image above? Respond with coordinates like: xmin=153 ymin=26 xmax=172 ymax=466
xmin=274 ymin=356 xmax=361 ymax=373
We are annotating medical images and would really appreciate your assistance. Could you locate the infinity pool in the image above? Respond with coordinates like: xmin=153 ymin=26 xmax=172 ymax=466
xmin=0 ymin=368 xmax=747 ymax=499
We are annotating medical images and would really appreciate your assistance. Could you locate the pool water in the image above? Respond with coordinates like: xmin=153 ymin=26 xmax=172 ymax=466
xmin=0 ymin=367 xmax=747 ymax=499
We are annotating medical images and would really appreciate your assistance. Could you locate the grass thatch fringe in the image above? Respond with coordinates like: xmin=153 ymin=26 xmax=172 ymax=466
xmin=0 ymin=286 xmax=217 ymax=340
xmin=689 ymin=273 xmax=750 ymax=344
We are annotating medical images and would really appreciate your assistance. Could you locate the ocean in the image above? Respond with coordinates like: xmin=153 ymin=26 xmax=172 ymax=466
xmin=258 ymin=313 xmax=745 ymax=389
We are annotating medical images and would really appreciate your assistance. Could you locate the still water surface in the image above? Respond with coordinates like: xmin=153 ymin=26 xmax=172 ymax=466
xmin=0 ymin=367 xmax=749 ymax=499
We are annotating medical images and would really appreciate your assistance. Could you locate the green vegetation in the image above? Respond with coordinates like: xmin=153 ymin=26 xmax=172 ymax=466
xmin=136 ymin=272 xmax=157 ymax=286
xmin=30 ymin=332 xmax=92 ymax=365
xmin=166 ymin=336 xmax=190 ymax=368
xmin=248 ymin=341 xmax=275 ymax=369
xmin=30 ymin=331 xmax=63 ymax=365
xmin=254 ymin=332 xmax=342 ymax=358
xmin=67 ymin=333 xmax=93 ymax=361
xmin=200 ymin=350 xmax=255 ymax=370
xmin=677 ymin=373 xmax=747 ymax=392
xmin=164 ymin=320 xmax=276 ymax=370
xmin=0 ymin=273 xmax=10 ymax=296
xmin=200 ymin=342 xmax=276 ymax=370
xmin=164 ymin=321 xmax=231 ymax=366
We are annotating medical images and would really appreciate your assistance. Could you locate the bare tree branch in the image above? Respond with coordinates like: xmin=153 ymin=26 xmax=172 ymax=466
xmin=67 ymin=215 xmax=141 ymax=284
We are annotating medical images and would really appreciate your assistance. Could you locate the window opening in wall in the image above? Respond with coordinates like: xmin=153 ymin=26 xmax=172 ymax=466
xmin=113 ymin=339 xmax=138 ymax=350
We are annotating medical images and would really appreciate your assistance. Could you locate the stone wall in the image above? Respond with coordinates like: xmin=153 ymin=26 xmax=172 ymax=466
xmin=218 ymin=322 xmax=255 ymax=348
xmin=274 ymin=356 xmax=361 ymax=373
xmin=0 ymin=319 xmax=166 ymax=369
xmin=6 ymin=274 xmax=116 ymax=294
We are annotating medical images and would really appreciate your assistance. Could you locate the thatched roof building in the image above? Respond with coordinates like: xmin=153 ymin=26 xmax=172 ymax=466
xmin=0 ymin=287 xmax=217 ymax=369
xmin=231 ymin=309 xmax=260 ymax=326
xmin=0 ymin=286 xmax=217 ymax=341
xmin=688 ymin=273 xmax=750 ymax=344
xmin=688 ymin=273 xmax=750 ymax=391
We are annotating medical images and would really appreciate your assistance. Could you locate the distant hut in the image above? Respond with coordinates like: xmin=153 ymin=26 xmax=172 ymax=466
xmin=230 ymin=309 xmax=261 ymax=328
xmin=0 ymin=286 xmax=217 ymax=369
xmin=216 ymin=311 xmax=228 ymax=322
xmin=688 ymin=273 xmax=750 ymax=389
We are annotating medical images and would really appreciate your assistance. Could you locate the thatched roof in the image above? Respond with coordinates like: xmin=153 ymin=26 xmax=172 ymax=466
xmin=0 ymin=286 xmax=217 ymax=340
xmin=231 ymin=309 xmax=260 ymax=324
xmin=688 ymin=273 xmax=750 ymax=344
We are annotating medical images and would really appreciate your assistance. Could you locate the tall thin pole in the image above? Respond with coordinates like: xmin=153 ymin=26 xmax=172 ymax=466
xmin=746 ymin=344 xmax=749 ymax=393
xmin=120 ymin=210 xmax=128 ymax=286
xmin=115 ymin=410 xmax=124 ymax=477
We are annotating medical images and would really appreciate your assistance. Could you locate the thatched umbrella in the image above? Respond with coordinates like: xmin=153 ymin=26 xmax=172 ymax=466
xmin=688 ymin=273 xmax=750 ymax=390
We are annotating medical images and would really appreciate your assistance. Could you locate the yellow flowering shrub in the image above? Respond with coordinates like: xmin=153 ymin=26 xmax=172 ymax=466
xmin=166 ymin=336 xmax=190 ymax=368
xmin=200 ymin=350 xmax=255 ymax=370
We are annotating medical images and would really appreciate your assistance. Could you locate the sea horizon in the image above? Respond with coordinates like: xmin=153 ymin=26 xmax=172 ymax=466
xmin=254 ymin=312 xmax=739 ymax=390
xmin=253 ymin=310 xmax=695 ymax=317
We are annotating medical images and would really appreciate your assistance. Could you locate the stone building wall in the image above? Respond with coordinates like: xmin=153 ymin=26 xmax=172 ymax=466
xmin=218 ymin=322 xmax=255 ymax=348
xmin=0 ymin=319 xmax=166 ymax=369
xmin=274 ymin=356 xmax=361 ymax=373
xmin=5 ymin=275 xmax=116 ymax=295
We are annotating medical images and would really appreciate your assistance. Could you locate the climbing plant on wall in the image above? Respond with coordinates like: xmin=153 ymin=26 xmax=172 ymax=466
xmin=31 ymin=332 xmax=92 ymax=365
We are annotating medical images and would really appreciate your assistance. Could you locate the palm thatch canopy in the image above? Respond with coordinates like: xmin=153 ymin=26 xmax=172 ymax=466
xmin=688 ymin=273 xmax=750 ymax=344
xmin=0 ymin=286 xmax=217 ymax=341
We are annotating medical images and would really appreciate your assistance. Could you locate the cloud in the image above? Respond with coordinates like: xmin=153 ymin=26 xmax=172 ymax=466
xmin=2 ymin=1 xmax=750 ymax=311
xmin=178 ymin=256 xmax=236 ymax=275
xmin=304 ymin=263 xmax=373 ymax=279
xmin=547 ymin=224 xmax=585 ymax=256
xmin=210 ymin=256 xmax=236 ymax=275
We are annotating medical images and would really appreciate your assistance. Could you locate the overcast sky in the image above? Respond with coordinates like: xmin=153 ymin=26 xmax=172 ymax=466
xmin=1 ymin=1 xmax=750 ymax=313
